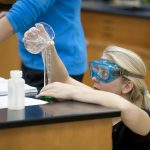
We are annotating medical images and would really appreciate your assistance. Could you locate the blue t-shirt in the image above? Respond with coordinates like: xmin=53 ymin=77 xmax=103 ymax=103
xmin=6 ymin=0 xmax=87 ymax=75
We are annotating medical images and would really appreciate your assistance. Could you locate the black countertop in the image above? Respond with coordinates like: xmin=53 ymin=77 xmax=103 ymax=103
xmin=82 ymin=1 xmax=150 ymax=18
xmin=0 ymin=100 xmax=120 ymax=129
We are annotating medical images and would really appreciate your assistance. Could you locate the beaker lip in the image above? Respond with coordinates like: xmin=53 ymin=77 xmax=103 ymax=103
xmin=36 ymin=22 xmax=55 ymax=40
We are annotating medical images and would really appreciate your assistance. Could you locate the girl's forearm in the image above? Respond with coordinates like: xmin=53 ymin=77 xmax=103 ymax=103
xmin=47 ymin=44 xmax=92 ymax=88
xmin=47 ymin=44 xmax=69 ymax=83
xmin=71 ymin=87 xmax=150 ymax=135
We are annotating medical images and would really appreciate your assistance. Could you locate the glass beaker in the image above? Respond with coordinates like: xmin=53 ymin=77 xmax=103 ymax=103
xmin=24 ymin=22 xmax=55 ymax=86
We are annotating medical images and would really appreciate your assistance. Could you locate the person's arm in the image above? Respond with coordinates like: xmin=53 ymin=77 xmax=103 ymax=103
xmin=0 ymin=0 xmax=56 ymax=41
xmin=24 ymin=24 xmax=90 ymax=88
xmin=6 ymin=0 xmax=56 ymax=33
xmin=36 ymin=24 xmax=89 ymax=88
xmin=39 ymin=82 xmax=150 ymax=136
xmin=48 ymin=43 xmax=91 ymax=88
xmin=0 ymin=11 xmax=7 ymax=18
xmin=0 ymin=16 xmax=14 ymax=41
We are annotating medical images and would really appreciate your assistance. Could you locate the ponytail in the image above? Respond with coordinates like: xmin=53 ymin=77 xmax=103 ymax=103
xmin=143 ymin=90 xmax=150 ymax=111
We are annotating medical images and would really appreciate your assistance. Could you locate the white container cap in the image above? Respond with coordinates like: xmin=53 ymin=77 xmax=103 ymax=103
xmin=10 ymin=70 xmax=22 ymax=78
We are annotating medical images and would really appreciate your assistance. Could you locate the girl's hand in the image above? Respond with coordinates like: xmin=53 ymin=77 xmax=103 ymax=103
xmin=37 ymin=82 xmax=76 ymax=100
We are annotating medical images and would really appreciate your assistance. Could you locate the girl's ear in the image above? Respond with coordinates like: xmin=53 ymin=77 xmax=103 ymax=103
xmin=122 ymin=80 xmax=134 ymax=94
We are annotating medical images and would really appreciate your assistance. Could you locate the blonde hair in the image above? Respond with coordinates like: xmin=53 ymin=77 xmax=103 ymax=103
xmin=103 ymin=45 xmax=150 ymax=110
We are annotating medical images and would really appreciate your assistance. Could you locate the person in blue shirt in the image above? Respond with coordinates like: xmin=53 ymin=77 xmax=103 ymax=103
xmin=0 ymin=0 xmax=87 ymax=91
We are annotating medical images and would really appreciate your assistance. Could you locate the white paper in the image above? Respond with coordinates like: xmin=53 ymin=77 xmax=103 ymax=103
xmin=0 ymin=96 xmax=48 ymax=109
xmin=0 ymin=77 xmax=38 ymax=96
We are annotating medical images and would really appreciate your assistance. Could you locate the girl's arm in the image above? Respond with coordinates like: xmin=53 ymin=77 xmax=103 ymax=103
xmin=39 ymin=82 xmax=150 ymax=136
xmin=49 ymin=43 xmax=92 ymax=88
xmin=24 ymin=24 xmax=90 ymax=88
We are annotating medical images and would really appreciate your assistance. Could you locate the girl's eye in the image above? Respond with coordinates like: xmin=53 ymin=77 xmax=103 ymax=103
xmin=98 ymin=68 xmax=109 ymax=80
xmin=92 ymin=65 xmax=99 ymax=72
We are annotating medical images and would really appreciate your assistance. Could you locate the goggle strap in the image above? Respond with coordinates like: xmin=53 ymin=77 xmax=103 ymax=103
xmin=121 ymin=70 xmax=144 ymax=79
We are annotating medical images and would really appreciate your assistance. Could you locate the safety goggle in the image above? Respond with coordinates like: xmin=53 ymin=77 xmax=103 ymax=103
xmin=90 ymin=58 xmax=144 ymax=83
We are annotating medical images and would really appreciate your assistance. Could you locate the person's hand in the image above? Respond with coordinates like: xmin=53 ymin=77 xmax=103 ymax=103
xmin=23 ymin=23 xmax=54 ymax=54
xmin=0 ymin=11 xmax=7 ymax=19
xmin=37 ymin=82 xmax=77 ymax=100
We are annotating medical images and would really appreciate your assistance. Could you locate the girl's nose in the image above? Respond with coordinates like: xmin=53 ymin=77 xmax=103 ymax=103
xmin=92 ymin=77 xmax=100 ymax=83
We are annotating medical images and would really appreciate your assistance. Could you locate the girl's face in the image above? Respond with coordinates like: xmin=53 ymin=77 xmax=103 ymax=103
xmin=92 ymin=76 xmax=124 ymax=95
xmin=92 ymin=55 xmax=126 ymax=96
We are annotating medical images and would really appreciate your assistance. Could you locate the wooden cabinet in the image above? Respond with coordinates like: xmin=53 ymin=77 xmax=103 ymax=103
xmin=0 ymin=35 xmax=21 ymax=78
xmin=0 ymin=119 xmax=112 ymax=150
xmin=82 ymin=11 xmax=150 ymax=90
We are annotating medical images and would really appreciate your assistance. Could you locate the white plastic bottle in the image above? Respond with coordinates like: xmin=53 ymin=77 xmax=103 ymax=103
xmin=8 ymin=70 xmax=25 ymax=110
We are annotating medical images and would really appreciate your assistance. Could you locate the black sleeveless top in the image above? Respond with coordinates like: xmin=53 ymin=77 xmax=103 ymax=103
xmin=113 ymin=109 xmax=150 ymax=150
